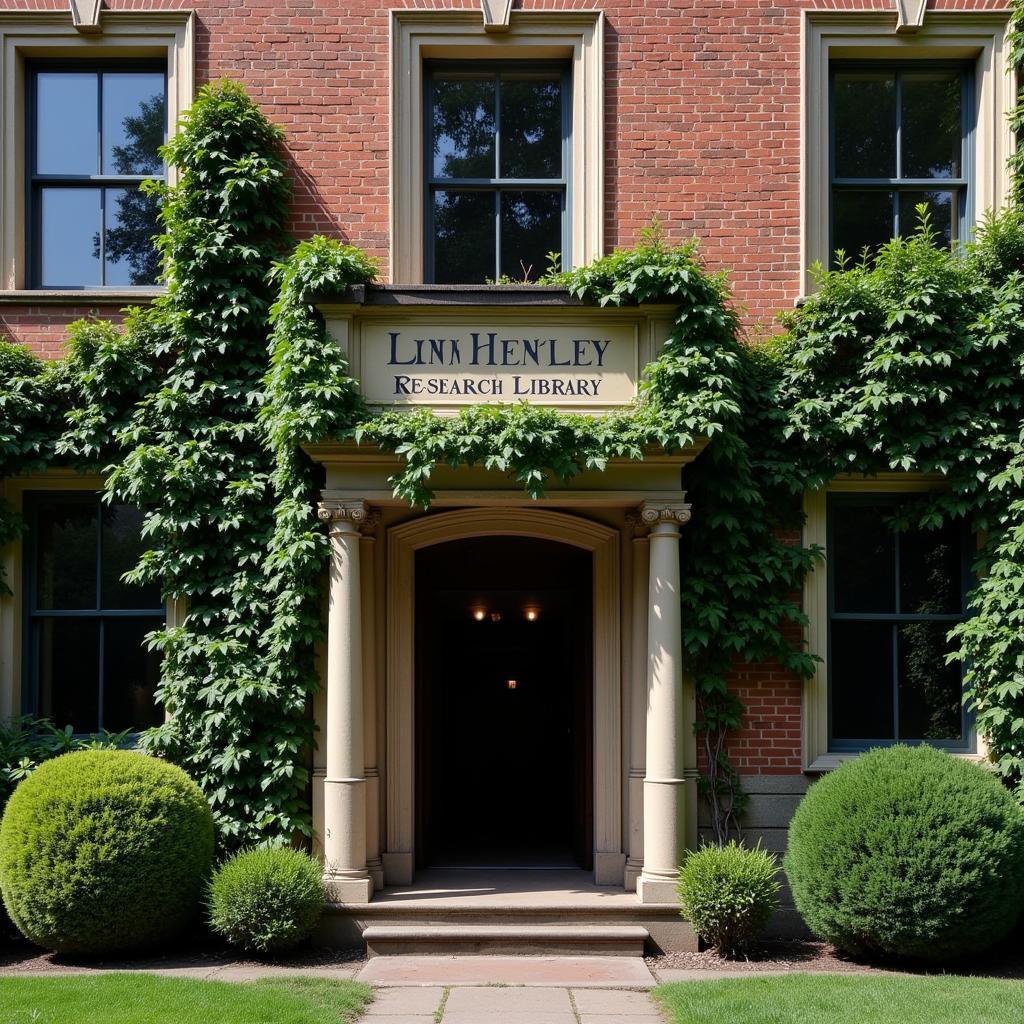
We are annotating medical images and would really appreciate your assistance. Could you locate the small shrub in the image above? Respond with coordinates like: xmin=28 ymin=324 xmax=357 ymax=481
xmin=208 ymin=847 xmax=324 ymax=954
xmin=676 ymin=841 xmax=780 ymax=955
xmin=0 ymin=749 xmax=214 ymax=954
xmin=784 ymin=745 xmax=1024 ymax=961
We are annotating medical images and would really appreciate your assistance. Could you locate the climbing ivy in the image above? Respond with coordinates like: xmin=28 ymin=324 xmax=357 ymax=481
xmin=4 ymin=61 xmax=1024 ymax=853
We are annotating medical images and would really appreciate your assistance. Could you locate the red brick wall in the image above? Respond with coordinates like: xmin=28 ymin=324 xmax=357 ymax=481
xmin=2 ymin=0 xmax=1009 ymax=357
xmin=2 ymin=0 xmax=1003 ymax=772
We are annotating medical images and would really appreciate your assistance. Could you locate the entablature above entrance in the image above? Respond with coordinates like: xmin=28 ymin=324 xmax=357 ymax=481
xmin=304 ymin=441 xmax=705 ymax=510
xmin=311 ymin=286 xmax=679 ymax=416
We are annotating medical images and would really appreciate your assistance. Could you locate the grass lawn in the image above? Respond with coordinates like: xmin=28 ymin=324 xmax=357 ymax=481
xmin=0 ymin=974 xmax=373 ymax=1024
xmin=654 ymin=974 xmax=1024 ymax=1024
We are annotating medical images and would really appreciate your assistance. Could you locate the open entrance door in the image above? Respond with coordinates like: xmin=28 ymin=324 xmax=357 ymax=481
xmin=415 ymin=536 xmax=593 ymax=870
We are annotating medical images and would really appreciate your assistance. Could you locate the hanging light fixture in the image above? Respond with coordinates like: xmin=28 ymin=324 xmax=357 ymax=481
xmin=471 ymin=607 xmax=487 ymax=621
xmin=523 ymin=605 xmax=540 ymax=622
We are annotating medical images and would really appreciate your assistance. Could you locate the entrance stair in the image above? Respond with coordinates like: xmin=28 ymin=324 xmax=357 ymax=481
xmin=320 ymin=869 xmax=695 ymax=955
xmin=362 ymin=923 xmax=649 ymax=957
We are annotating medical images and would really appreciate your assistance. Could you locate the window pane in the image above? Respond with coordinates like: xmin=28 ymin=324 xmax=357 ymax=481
xmin=898 ymin=621 xmax=963 ymax=741
xmin=899 ymin=521 xmax=962 ymax=615
xmin=104 ymin=186 xmax=162 ymax=286
xmin=898 ymin=190 xmax=954 ymax=245
xmin=831 ymin=501 xmax=896 ymax=613
xmin=103 ymin=617 xmax=163 ymax=732
xmin=901 ymin=73 xmax=961 ymax=180
xmin=35 ymin=72 xmax=98 ymax=176
xmin=102 ymin=72 xmax=165 ymax=176
xmin=833 ymin=72 xmax=896 ymax=179
xmin=832 ymin=190 xmax=894 ymax=265
xmin=432 ymin=189 xmax=495 ymax=283
xmin=34 ymin=499 xmax=98 ymax=610
xmin=500 ymin=75 xmax=562 ymax=179
xmin=39 ymin=188 xmax=102 ymax=287
xmin=431 ymin=77 xmax=496 ymax=179
xmin=102 ymin=505 xmax=161 ymax=609
xmin=500 ymin=191 xmax=561 ymax=282
xmin=35 ymin=617 xmax=100 ymax=732
xmin=831 ymin=620 xmax=895 ymax=741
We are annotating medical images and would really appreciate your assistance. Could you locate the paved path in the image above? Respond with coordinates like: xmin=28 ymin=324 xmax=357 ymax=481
xmin=362 ymin=984 xmax=665 ymax=1024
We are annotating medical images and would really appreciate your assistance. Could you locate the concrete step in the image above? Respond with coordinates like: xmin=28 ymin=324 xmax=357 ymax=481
xmin=362 ymin=923 xmax=650 ymax=957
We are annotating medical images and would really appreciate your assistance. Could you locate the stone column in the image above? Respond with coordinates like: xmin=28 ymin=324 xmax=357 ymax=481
xmin=359 ymin=517 xmax=384 ymax=890
xmin=624 ymin=521 xmax=649 ymax=891
xmin=637 ymin=498 xmax=692 ymax=905
xmin=317 ymin=499 xmax=374 ymax=904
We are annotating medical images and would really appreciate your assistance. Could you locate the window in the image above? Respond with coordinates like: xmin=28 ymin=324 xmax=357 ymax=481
xmin=23 ymin=493 xmax=164 ymax=733
xmin=829 ymin=64 xmax=971 ymax=263
xmin=826 ymin=494 xmax=971 ymax=750
xmin=390 ymin=10 xmax=604 ymax=283
xmin=425 ymin=63 xmax=570 ymax=284
xmin=801 ymin=12 xmax=1014 ymax=291
xmin=28 ymin=63 xmax=166 ymax=288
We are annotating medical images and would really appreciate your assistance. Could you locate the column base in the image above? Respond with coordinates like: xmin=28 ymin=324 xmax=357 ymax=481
xmin=624 ymin=858 xmax=643 ymax=892
xmin=637 ymin=873 xmax=679 ymax=904
xmin=324 ymin=873 xmax=374 ymax=904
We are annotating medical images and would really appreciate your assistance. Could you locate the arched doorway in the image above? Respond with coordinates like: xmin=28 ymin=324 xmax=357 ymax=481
xmin=384 ymin=509 xmax=623 ymax=885
xmin=415 ymin=536 xmax=593 ymax=869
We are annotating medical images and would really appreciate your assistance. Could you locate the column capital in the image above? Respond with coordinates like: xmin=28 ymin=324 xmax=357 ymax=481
xmin=637 ymin=499 xmax=692 ymax=528
xmin=317 ymin=500 xmax=381 ymax=533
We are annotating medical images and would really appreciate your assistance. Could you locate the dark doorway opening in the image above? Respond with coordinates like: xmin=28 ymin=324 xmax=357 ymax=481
xmin=415 ymin=536 xmax=593 ymax=870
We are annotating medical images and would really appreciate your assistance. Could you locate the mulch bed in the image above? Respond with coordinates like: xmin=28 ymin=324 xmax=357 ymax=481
xmin=0 ymin=931 xmax=366 ymax=975
xmin=646 ymin=938 xmax=1024 ymax=979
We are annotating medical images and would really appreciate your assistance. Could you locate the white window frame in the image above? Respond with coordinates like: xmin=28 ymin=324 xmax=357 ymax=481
xmin=801 ymin=10 xmax=1014 ymax=293
xmin=390 ymin=9 xmax=604 ymax=284
xmin=0 ymin=10 xmax=194 ymax=293
xmin=803 ymin=475 xmax=988 ymax=771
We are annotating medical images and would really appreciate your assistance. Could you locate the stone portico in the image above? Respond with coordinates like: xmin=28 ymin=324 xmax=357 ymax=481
xmin=304 ymin=288 xmax=705 ymax=952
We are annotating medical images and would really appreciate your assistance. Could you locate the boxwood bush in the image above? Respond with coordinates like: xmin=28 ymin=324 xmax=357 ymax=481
xmin=208 ymin=847 xmax=324 ymax=955
xmin=784 ymin=745 xmax=1024 ymax=961
xmin=0 ymin=749 xmax=214 ymax=954
xmin=677 ymin=841 xmax=780 ymax=955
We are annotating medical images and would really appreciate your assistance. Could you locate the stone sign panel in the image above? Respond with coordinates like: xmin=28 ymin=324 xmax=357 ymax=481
xmin=357 ymin=321 xmax=639 ymax=408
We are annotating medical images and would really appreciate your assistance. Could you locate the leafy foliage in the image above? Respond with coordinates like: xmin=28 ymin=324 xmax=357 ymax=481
xmin=3 ymin=74 xmax=1024 ymax=854
xmin=0 ymin=750 xmax=214 ymax=954
xmin=208 ymin=846 xmax=325 ymax=954
xmin=784 ymin=745 xmax=1024 ymax=960
xmin=676 ymin=841 xmax=780 ymax=955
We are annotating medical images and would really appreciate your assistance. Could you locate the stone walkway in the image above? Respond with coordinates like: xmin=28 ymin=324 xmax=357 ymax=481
xmin=363 ymin=984 xmax=664 ymax=1024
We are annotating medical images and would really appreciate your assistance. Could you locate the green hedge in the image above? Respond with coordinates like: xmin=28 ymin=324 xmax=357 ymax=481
xmin=208 ymin=847 xmax=324 ymax=954
xmin=784 ymin=745 xmax=1024 ymax=960
xmin=0 ymin=750 xmax=214 ymax=954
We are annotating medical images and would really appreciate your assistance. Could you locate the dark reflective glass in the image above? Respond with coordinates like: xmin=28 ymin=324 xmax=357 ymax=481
xmin=40 ymin=188 xmax=102 ymax=287
xmin=34 ymin=499 xmax=98 ymax=610
xmin=432 ymin=190 xmax=495 ymax=284
xmin=35 ymin=617 xmax=100 ymax=732
xmin=35 ymin=72 xmax=98 ymax=176
xmin=103 ymin=616 xmax=163 ymax=732
xmin=831 ymin=501 xmax=896 ymax=613
xmin=899 ymin=521 xmax=962 ymax=615
xmin=102 ymin=505 xmax=162 ymax=609
xmin=102 ymin=72 xmax=165 ymax=176
xmin=834 ymin=72 xmax=896 ymax=178
xmin=901 ymin=73 xmax=961 ymax=180
xmin=830 ymin=620 xmax=895 ymax=741
xmin=104 ymin=186 xmax=162 ymax=286
xmin=500 ymin=75 xmax=562 ymax=179
xmin=500 ymin=191 xmax=561 ymax=282
xmin=832 ymin=190 xmax=894 ymax=266
xmin=432 ymin=77 xmax=496 ymax=179
xmin=898 ymin=621 xmax=963 ymax=741
xmin=898 ymin=190 xmax=954 ymax=245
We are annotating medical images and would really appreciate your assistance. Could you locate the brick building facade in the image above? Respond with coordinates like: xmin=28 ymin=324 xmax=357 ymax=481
xmin=0 ymin=0 xmax=1009 ymax=947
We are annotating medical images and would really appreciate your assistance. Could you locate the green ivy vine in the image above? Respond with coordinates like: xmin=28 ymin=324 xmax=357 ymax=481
xmin=3 ymin=56 xmax=1024 ymax=854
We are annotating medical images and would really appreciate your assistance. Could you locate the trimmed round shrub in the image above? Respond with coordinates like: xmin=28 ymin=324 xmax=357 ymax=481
xmin=677 ymin=841 xmax=780 ymax=955
xmin=784 ymin=745 xmax=1024 ymax=961
xmin=208 ymin=847 xmax=324 ymax=954
xmin=0 ymin=750 xmax=214 ymax=955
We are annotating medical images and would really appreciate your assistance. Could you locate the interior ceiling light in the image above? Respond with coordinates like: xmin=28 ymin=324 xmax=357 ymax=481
xmin=471 ymin=607 xmax=486 ymax=621
xmin=524 ymin=606 xmax=540 ymax=621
